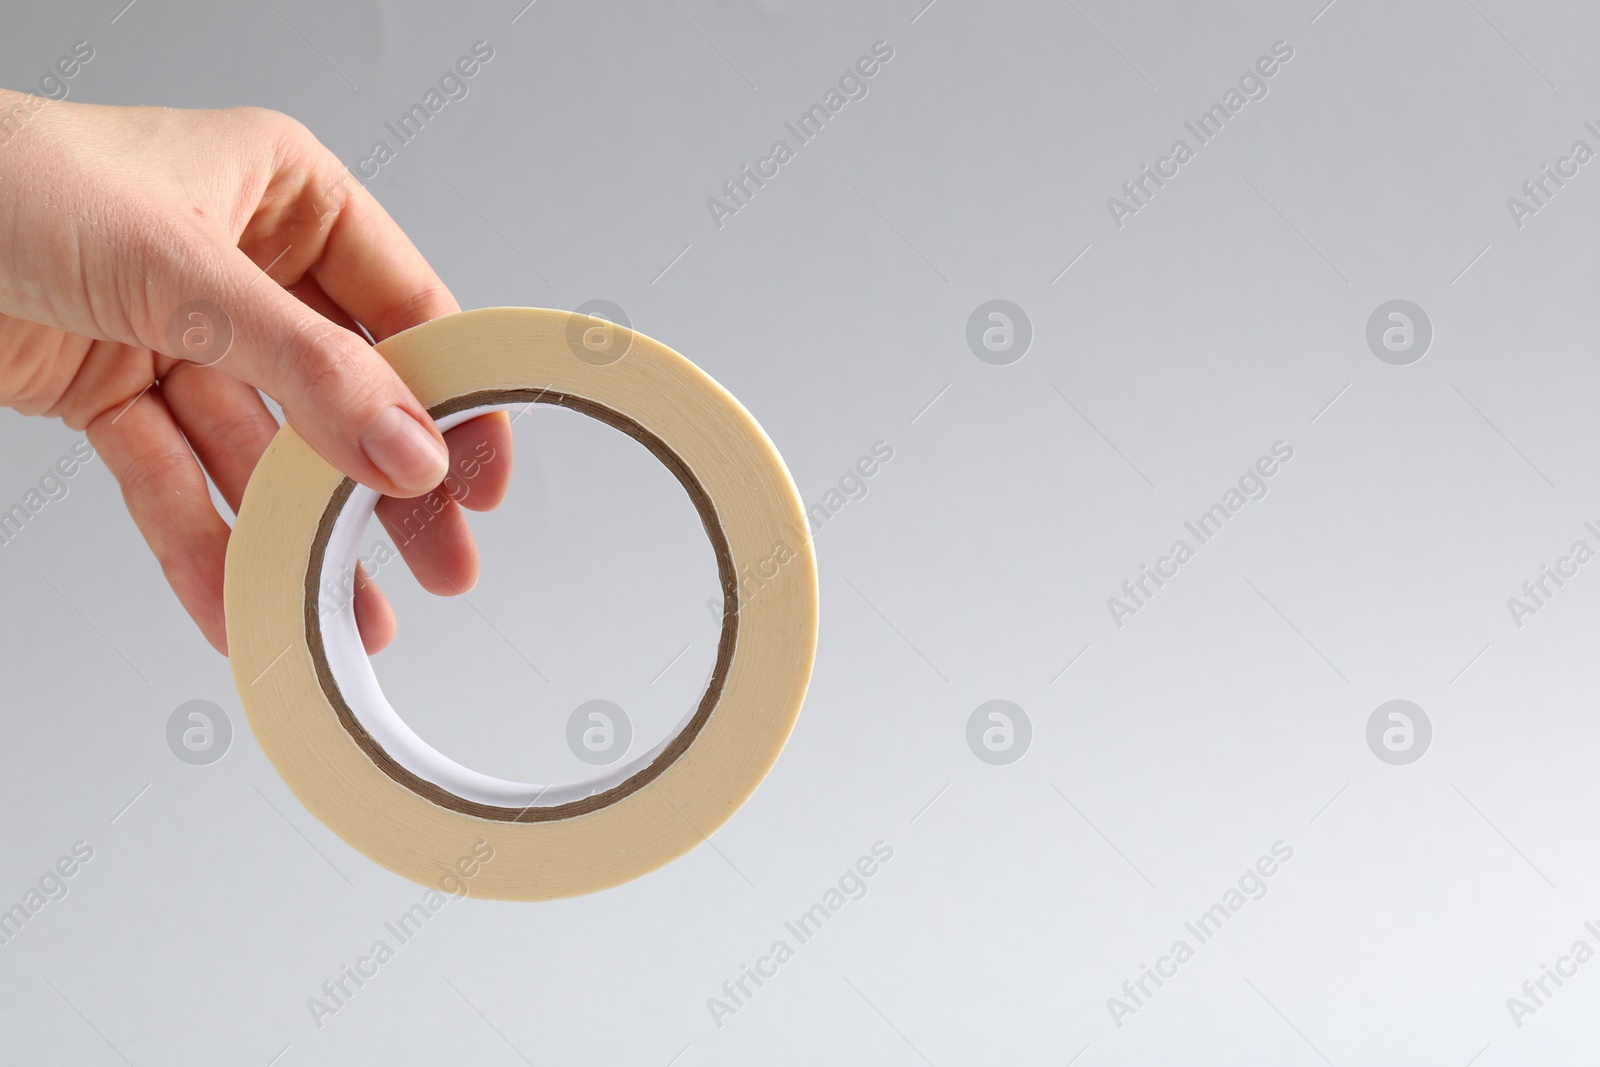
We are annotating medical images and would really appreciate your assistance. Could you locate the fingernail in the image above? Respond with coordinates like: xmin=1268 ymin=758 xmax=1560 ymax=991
xmin=361 ymin=406 xmax=448 ymax=493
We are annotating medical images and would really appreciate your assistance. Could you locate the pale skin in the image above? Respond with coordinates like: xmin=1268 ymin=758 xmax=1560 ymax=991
xmin=0 ymin=92 xmax=512 ymax=654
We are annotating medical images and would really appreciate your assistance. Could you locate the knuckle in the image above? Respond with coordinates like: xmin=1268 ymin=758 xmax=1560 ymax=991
xmin=119 ymin=447 xmax=198 ymax=501
xmin=166 ymin=369 xmax=274 ymax=451
xmin=211 ymin=406 xmax=275 ymax=453
xmin=278 ymin=321 xmax=378 ymax=414
xmin=234 ymin=105 xmax=308 ymax=144
xmin=372 ymin=281 xmax=454 ymax=337
xmin=280 ymin=320 xmax=349 ymax=387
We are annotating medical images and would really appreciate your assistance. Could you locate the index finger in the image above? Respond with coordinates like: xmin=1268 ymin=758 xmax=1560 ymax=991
xmin=302 ymin=166 xmax=514 ymax=509
xmin=306 ymin=168 xmax=461 ymax=340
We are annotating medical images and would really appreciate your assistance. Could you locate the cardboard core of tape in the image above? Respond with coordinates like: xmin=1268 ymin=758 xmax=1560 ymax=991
xmin=224 ymin=308 xmax=817 ymax=900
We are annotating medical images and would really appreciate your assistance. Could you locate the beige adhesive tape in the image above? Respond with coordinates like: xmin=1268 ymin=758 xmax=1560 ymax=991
xmin=224 ymin=307 xmax=818 ymax=901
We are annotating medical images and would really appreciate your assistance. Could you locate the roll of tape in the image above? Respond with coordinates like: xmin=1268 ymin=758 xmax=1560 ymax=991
xmin=224 ymin=307 xmax=818 ymax=900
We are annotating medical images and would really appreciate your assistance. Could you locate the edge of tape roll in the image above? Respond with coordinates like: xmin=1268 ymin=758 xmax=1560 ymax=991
xmin=224 ymin=307 xmax=818 ymax=901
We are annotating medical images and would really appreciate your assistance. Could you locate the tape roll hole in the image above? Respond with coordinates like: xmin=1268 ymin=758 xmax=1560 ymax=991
xmin=318 ymin=401 xmax=724 ymax=809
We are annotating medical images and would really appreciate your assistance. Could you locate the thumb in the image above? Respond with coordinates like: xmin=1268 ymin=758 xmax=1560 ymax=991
xmin=165 ymin=243 xmax=449 ymax=498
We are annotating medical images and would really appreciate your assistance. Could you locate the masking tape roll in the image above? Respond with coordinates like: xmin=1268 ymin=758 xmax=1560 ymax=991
xmin=224 ymin=307 xmax=818 ymax=901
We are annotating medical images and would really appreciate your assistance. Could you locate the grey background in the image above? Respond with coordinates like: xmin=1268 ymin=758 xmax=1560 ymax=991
xmin=2 ymin=0 xmax=1598 ymax=1062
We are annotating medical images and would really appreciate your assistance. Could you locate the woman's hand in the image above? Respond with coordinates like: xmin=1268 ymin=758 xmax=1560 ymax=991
xmin=0 ymin=91 xmax=511 ymax=654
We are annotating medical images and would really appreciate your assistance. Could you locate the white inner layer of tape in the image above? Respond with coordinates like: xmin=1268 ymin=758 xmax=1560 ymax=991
xmin=318 ymin=401 xmax=709 ymax=809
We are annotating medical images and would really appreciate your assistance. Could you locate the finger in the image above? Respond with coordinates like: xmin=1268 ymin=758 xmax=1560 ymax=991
xmin=154 ymin=239 xmax=450 ymax=499
xmin=303 ymin=174 xmax=461 ymax=340
xmin=162 ymin=360 xmax=401 ymax=649
xmin=282 ymin=183 xmax=516 ymax=515
xmin=441 ymin=410 xmax=512 ymax=512
xmin=279 ymin=271 xmax=362 ymax=336
xmin=375 ymin=487 xmax=478 ymax=596
xmin=227 ymin=185 xmax=496 ymax=600
xmin=353 ymin=562 xmax=396 ymax=654
xmin=288 ymin=271 xmax=505 ymax=593
xmin=285 ymin=272 xmax=510 ymax=512
xmin=158 ymin=362 xmax=277 ymax=513
xmin=86 ymin=382 xmax=230 ymax=655
xmin=160 ymin=282 xmax=496 ymax=615
xmin=369 ymin=421 xmax=505 ymax=598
